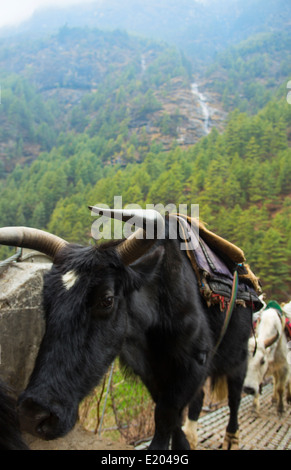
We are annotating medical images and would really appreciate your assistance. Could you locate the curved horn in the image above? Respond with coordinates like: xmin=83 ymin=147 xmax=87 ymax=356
xmin=0 ymin=226 xmax=68 ymax=260
xmin=89 ymin=206 xmax=164 ymax=265
xmin=264 ymin=331 xmax=280 ymax=348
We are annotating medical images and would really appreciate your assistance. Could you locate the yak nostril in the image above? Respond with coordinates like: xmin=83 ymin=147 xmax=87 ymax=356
xmin=244 ymin=386 xmax=255 ymax=395
xmin=36 ymin=414 xmax=57 ymax=439
xmin=18 ymin=398 xmax=52 ymax=438
xmin=18 ymin=395 xmax=79 ymax=440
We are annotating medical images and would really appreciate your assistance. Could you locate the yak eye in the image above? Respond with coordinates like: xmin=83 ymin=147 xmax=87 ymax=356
xmin=98 ymin=295 xmax=114 ymax=310
xmin=260 ymin=358 xmax=265 ymax=365
xmin=88 ymin=289 xmax=115 ymax=316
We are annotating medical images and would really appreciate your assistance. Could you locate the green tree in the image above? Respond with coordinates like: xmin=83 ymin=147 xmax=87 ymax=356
xmin=256 ymin=228 xmax=290 ymax=299
xmin=31 ymin=202 xmax=46 ymax=227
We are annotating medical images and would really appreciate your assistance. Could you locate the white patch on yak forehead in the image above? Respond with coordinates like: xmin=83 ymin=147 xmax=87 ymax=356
xmin=62 ymin=270 xmax=79 ymax=290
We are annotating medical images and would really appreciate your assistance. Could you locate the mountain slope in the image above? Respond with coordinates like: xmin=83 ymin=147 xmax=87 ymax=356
xmin=0 ymin=16 xmax=290 ymax=300
xmin=0 ymin=27 xmax=198 ymax=174
xmin=205 ymin=28 xmax=291 ymax=113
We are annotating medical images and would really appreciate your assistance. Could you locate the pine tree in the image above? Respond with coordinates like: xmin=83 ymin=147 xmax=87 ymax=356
xmin=256 ymin=228 xmax=290 ymax=299
xmin=245 ymin=136 xmax=260 ymax=161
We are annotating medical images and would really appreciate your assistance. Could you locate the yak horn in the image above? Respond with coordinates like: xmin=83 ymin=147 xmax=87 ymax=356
xmin=0 ymin=226 xmax=68 ymax=260
xmin=89 ymin=206 xmax=164 ymax=265
xmin=264 ymin=331 xmax=279 ymax=348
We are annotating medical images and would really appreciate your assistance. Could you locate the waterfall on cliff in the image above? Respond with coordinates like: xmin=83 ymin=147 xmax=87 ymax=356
xmin=191 ymin=83 xmax=210 ymax=135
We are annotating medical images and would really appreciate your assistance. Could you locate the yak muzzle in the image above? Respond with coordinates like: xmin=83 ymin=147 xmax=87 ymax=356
xmin=18 ymin=397 xmax=76 ymax=440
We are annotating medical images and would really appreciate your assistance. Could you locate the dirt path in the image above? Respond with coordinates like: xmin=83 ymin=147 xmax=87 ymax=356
xmin=23 ymin=424 xmax=133 ymax=451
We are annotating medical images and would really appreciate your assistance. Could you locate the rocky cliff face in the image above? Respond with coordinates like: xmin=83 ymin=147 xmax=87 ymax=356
xmin=175 ymin=81 xmax=227 ymax=145
xmin=129 ymin=77 xmax=227 ymax=151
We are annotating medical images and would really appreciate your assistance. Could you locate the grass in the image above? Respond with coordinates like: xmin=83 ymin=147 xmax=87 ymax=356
xmin=79 ymin=361 xmax=155 ymax=446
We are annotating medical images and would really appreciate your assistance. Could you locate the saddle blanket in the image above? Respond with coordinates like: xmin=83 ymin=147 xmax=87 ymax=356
xmin=174 ymin=214 xmax=263 ymax=311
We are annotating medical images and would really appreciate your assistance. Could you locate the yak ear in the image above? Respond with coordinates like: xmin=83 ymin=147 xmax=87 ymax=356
xmin=125 ymin=246 xmax=164 ymax=291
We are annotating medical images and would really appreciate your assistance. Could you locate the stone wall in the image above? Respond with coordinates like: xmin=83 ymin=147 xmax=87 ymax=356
xmin=0 ymin=252 xmax=52 ymax=394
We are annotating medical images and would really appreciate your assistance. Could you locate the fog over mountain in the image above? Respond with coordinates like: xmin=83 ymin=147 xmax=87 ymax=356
xmin=1 ymin=0 xmax=290 ymax=63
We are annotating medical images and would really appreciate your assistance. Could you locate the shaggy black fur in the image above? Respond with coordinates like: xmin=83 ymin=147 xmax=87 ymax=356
xmin=18 ymin=219 xmax=252 ymax=449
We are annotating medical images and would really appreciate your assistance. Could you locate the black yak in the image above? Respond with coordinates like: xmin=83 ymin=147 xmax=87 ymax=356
xmin=0 ymin=208 xmax=261 ymax=449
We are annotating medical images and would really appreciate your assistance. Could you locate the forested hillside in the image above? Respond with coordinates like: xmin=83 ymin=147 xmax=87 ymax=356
xmin=0 ymin=23 xmax=290 ymax=300
xmin=205 ymin=28 xmax=291 ymax=113
xmin=0 ymin=28 xmax=193 ymax=174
